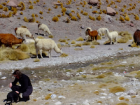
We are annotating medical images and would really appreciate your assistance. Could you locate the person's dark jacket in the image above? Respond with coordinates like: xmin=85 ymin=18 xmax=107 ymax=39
xmin=12 ymin=74 xmax=32 ymax=93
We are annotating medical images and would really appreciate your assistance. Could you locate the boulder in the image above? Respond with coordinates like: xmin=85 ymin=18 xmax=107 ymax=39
xmin=107 ymin=7 xmax=116 ymax=16
xmin=88 ymin=0 xmax=98 ymax=6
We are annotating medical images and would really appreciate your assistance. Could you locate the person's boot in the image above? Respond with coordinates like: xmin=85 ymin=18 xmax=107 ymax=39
xmin=19 ymin=96 xmax=30 ymax=102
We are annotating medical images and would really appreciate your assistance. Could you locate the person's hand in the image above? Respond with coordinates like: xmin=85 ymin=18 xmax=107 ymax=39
xmin=9 ymin=83 xmax=12 ymax=88
xmin=15 ymin=91 xmax=19 ymax=94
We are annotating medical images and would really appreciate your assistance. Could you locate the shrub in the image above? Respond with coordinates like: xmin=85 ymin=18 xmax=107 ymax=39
xmin=119 ymin=16 xmax=125 ymax=22
xmin=124 ymin=14 xmax=130 ymax=21
xmin=83 ymin=12 xmax=88 ymax=16
xmin=96 ymin=15 xmax=101 ymax=21
xmin=35 ymin=14 xmax=38 ymax=17
xmin=89 ymin=15 xmax=95 ymax=21
xmin=48 ymin=8 xmax=51 ymax=11
xmin=61 ymin=7 xmax=66 ymax=13
xmin=7 ymin=12 xmax=12 ymax=17
xmin=59 ymin=39 xmax=66 ymax=42
xmin=36 ymin=0 xmax=40 ymax=2
xmin=23 ymin=17 xmax=29 ymax=22
xmin=109 ymin=86 xmax=125 ymax=93
xmin=54 ymin=4 xmax=58 ymax=9
xmin=36 ymin=20 xmax=40 ymax=23
xmin=134 ymin=14 xmax=139 ymax=20
xmin=71 ymin=16 xmax=77 ymax=21
xmin=29 ymin=5 xmax=33 ymax=9
xmin=77 ymin=13 xmax=81 ymax=19
xmin=20 ymin=12 xmax=23 ymax=15
xmin=0 ymin=5 xmax=3 ymax=9
xmin=52 ymin=16 xmax=59 ymax=22
xmin=82 ymin=42 xmax=91 ymax=45
xmin=20 ymin=2 xmax=26 ymax=11
xmin=48 ymin=35 xmax=53 ymax=38
xmin=75 ymin=43 xmax=82 ymax=47
xmin=71 ymin=40 xmax=76 ymax=44
xmin=33 ymin=1 xmax=36 ymax=4
xmin=29 ymin=17 xmax=36 ymax=22
xmin=60 ymin=53 xmax=68 ymax=57
xmin=31 ymin=13 xmax=35 ymax=17
xmin=90 ymin=45 xmax=95 ymax=48
xmin=76 ymin=37 xmax=84 ymax=41
xmin=3 ymin=7 xmax=8 ymax=12
xmin=39 ymin=11 xmax=43 ymax=15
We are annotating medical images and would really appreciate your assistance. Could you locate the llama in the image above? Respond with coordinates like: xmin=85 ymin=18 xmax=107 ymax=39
xmin=35 ymin=38 xmax=63 ymax=58
xmin=85 ymin=27 xmax=92 ymax=41
xmin=0 ymin=33 xmax=24 ymax=47
xmin=38 ymin=23 xmax=52 ymax=36
xmin=104 ymin=29 xmax=118 ymax=45
xmin=15 ymin=27 xmax=34 ymax=42
xmin=97 ymin=28 xmax=109 ymax=38
xmin=24 ymin=39 xmax=35 ymax=44
xmin=86 ymin=29 xmax=98 ymax=41
xmin=133 ymin=29 xmax=140 ymax=45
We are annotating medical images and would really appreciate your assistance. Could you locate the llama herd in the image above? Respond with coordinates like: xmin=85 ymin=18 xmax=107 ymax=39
xmin=0 ymin=23 xmax=140 ymax=60
xmin=0 ymin=23 xmax=62 ymax=59
xmin=85 ymin=27 xmax=118 ymax=45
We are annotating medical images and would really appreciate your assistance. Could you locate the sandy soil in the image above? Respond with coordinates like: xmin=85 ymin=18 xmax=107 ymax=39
xmin=1 ymin=0 xmax=140 ymax=105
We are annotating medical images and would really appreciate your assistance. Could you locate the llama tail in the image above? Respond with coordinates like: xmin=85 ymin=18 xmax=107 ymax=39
xmin=54 ymin=44 xmax=63 ymax=54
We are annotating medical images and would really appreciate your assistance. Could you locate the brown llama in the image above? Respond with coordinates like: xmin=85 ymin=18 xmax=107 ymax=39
xmin=133 ymin=29 xmax=140 ymax=45
xmin=86 ymin=29 xmax=98 ymax=41
xmin=0 ymin=33 xmax=24 ymax=47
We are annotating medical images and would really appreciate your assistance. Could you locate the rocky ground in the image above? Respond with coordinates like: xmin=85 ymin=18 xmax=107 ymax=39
xmin=1 ymin=0 xmax=140 ymax=105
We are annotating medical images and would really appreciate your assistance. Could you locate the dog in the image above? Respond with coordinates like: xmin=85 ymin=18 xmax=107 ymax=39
xmin=4 ymin=91 xmax=19 ymax=105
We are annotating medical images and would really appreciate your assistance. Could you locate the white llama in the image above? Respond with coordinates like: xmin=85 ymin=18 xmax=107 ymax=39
xmin=35 ymin=38 xmax=63 ymax=58
xmin=104 ymin=29 xmax=118 ymax=45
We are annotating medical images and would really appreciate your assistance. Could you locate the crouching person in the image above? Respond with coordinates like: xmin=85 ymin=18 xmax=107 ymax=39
xmin=9 ymin=70 xmax=33 ymax=102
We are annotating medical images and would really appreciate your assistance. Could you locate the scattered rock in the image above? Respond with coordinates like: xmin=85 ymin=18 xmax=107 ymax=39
xmin=1 ymin=76 xmax=7 ymax=80
xmin=107 ymin=7 xmax=116 ymax=16
xmin=88 ymin=0 xmax=98 ymax=6
xmin=55 ymin=101 xmax=62 ymax=105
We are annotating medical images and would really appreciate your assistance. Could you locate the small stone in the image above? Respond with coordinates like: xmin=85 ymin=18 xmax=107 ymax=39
xmin=1 ymin=76 xmax=7 ymax=80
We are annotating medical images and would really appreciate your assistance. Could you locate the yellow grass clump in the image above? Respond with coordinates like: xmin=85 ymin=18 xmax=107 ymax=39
xmin=45 ymin=94 xmax=52 ymax=100
xmin=52 ymin=16 xmax=59 ymax=22
xmin=31 ymin=13 xmax=35 ymax=17
xmin=7 ymin=12 xmax=12 ymax=17
xmin=119 ymin=16 xmax=125 ymax=22
xmin=90 ymin=45 xmax=95 ymax=48
xmin=134 ymin=14 xmax=139 ymax=20
xmin=96 ymin=15 xmax=102 ymax=21
xmin=33 ymin=58 xmax=40 ymax=62
xmin=29 ymin=5 xmax=34 ymax=9
xmin=71 ymin=16 xmax=77 ymax=21
xmin=91 ymin=40 xmax=100 ymax=45
xmin=61 ymin=7 xmax=66 ymax=13
xmin=76 ymin=37 xmax=84 ymax=41
xmin=20 ymin=12 xmax=23 ymax=15
xmin=74 ymin=48 xmax=83 ymax=50
xmin=3 ymin=7 xmax=8 ymax=12
xmin=29 ymin=17 xmax=36 ymax=22
xmin=124 ymin=14 xmax=130 ymax=21
xmin=83 ymin=12 xmax=88 ymax=16
xmin=77 ymin=13 xmax=81 ymax=19
xmin=75 ymin=43 xmax=82 ymax=47
xmin=23 ymin=17 xmax=29 ymax=22
xmin=35 ymin=14 xmax=38 ymax=17
xmin=60 ymin=53 xmax=68 ymax=57
xmin=82 ymin=42 xmax=91 ymax=45
xmin=109 ymin=86 xmax=125 ymax=93
xmin=0 ymin=4 xmax=3 ymax=9
xmin=0 ymin=47 xmax=30 ymax=61
xmin=89 ymin=15 xmax=95 ymax=21
xmin=116 ymin=103 xmax=128 ymax=105
xmin=96 ymin=74 xmax=106 ymax=78
xmin=39 ymin=11 xmax=43 ymax=15
xmin=59 ymin=39 xmax=66 ymax=42
xmin=20 ymin=2 xmax=26 ymax=11
xmin=36 ymin=0 xmax=40 ymax=2
xmin=71 ymin=40 xmax=76 ymax=44
xmin=48 ymin=35 xmax=53 ymax=38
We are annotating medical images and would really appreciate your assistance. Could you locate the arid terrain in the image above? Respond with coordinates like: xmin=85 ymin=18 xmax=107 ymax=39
xmin=1 ymin=0 xmax=140 ymax=105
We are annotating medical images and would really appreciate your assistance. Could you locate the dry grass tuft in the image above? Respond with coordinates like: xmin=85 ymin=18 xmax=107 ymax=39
xmin=0 ymin=47 xmax=30 ymax=61
xmin=96 ymin=74 xmax=106 ymax=78
xmin=76 ymin=37 xmax=84 ymax=41
xmin=48 ymin=35 xmax=53 ymax=38
xmin=71 ymin=40 xmax=76 ymax=44
xmin=82 ymin=42 xmax=91 ymax=45
xmin=60 ymin=53 xmax=68 ymax=57
xmin=45 ymin=94 xmax=52 ymax=100
xmin=33 ymin=58 xmax=40 ymax=62
xmin=109 ymin=86 xmax=125 ymax=93
xmin=90 ymin=45 xmax=95 ymax=48
xmin=131 ymin=42 xmax=138 ymax=47
xmin=59 ymin=39 xmax=66 ymax=42
xmin=116 ymin=103 xmax=128 ymax=105
xmin=75 ymin=43 xmax=82 ymax=47
xmin=74 ymin=48 xmax=83 ymax=50
xmin=91 ymin=41 xmax=100 ymax=45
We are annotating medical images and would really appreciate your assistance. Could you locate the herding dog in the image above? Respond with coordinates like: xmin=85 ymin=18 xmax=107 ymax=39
xmin=4 ymin=91 xmax=19 ymax=105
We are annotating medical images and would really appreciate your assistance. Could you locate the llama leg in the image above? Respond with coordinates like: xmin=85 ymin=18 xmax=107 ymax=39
xmin=40 ymin=49 xmax=43 ymax=58
xmin=48 ymin=50 xmax=51 ymax=58
xmin=36 ymin=48 xmax=39 ymax=58
xmin=110 ymin=38 xmax=112 ymax=45
xmin=38 ymin=29 xmax=39 ymax=35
